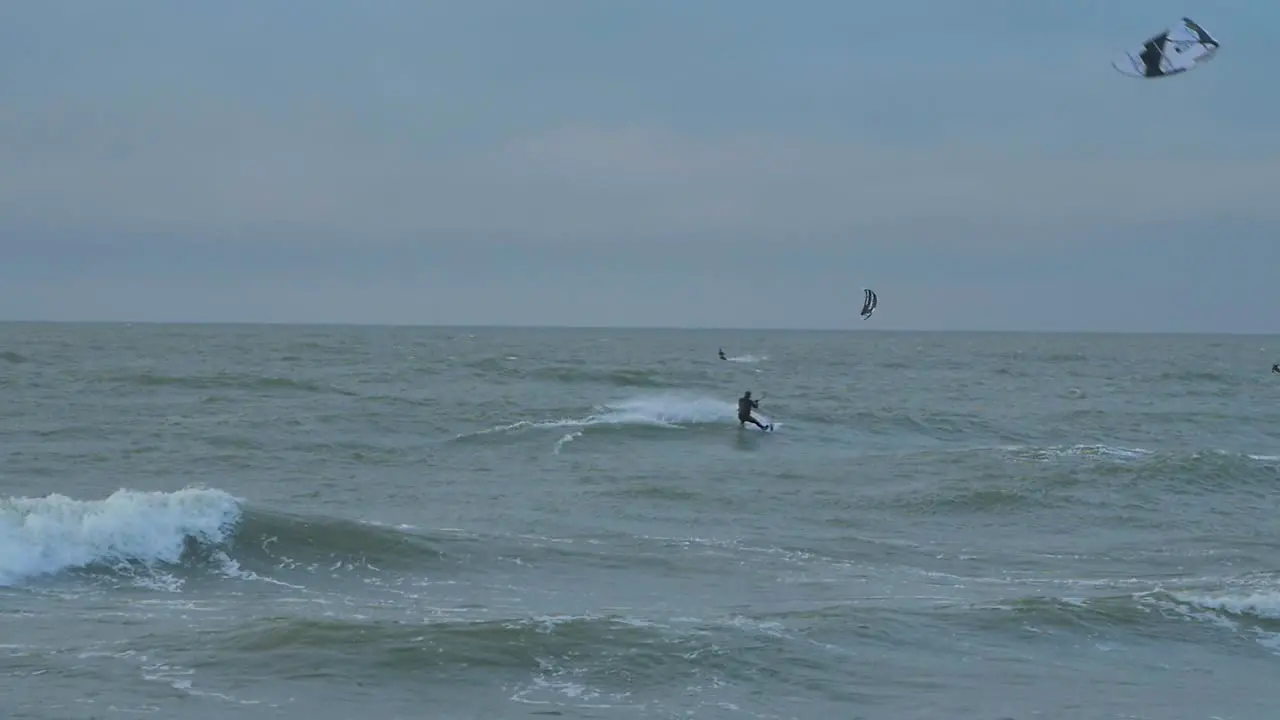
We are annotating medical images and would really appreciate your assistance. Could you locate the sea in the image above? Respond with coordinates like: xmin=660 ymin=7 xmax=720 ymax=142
xmin=2 ymin=322 xmax=1279 ymax=720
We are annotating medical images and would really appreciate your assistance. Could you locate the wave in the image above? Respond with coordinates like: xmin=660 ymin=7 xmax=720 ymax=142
xmin=461 ymin=356 xmax=704 ymax=389
xmin=901 ymin=583 xmax=1280 ymax=656
xmin=1003 ymin=444 xmax=1280 ymax=492
xmin=143 ymin=584 xmax=1280 ymax=698
xmin=836 ymin=407 xmax=1026 ymax=444
xmin=907 ymin=571 xmax=1280 ymax=657
xmin=134 ymin=609 xmax=852 ymax=705
xmin=881 ymin=485 xmax=1062 ymax=515
xmin=226 ymin=509 xmax=446 ymax=571
xmin=1134 ymin=579 xmax=1280 ymax=656
xmin=855 ymin=442 xmax=1280 ymax=518
xmin=528 ymin=366 xmax=680 ymax=388
xmin=1168 ymin=584 xmax=1280 ymax=627
xmin=983 ymin=349 xmax=1088 ymax=363
xmin=101 ymin=371 xmax=359 ymax=397
xmin=1002 ymin=443 xmax=1154 ymax=463
xmin=192 ymin=614 xmax=684 ymax=676
xmin=2 ymin=486 xmax=814 ymax=590
xmin=1155 ymin=369 xmax=1237 ymax=384
xmin=0 ymin=488 xmax=451 ymax=589
xmin=965 ymin=594 xmax=1161 ymax=635
xmin=458 ymin=357 xmax=715 ymax=390
xmin=0 ymin=487 xmax=242 ymax=587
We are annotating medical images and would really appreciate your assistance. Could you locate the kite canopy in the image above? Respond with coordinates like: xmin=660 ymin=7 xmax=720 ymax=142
xmin=860 ymin=289 xmax=877 ymax=320
xmin=1112 ymin=17 xmax=1220 ymax=78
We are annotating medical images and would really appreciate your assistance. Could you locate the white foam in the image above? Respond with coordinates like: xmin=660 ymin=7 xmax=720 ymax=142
xmin=1006 ymin=444 xmax=1153 ymax=462
xmin=0 ymin=487 xmax=243 ymax=587
xmin=460 ymin=393 xmax=778 ymax=440
xmin=593 ymin=395 xmax=764 ymax=427
xmin=552 ymin=430 xmax=583 ymax=454
xmin=1174 ymin=590 xmax=1280 ymax=621
xmin=210 ymin=550 xmax=305 ymax=589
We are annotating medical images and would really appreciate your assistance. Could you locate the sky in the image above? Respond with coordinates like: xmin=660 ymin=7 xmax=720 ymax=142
xmin=1 ymin=0 xmax=1278 ymax=332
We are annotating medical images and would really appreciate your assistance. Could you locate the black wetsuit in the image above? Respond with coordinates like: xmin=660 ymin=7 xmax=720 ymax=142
xmin=737 ymin=394 xmax=766 ymax=429
xmin=1272 ymin=364 xmax=1279 ymax=374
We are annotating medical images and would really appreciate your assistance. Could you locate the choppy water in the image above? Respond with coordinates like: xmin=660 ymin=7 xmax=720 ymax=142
xmin=3 ymin=322 xmax=1280 ymax=719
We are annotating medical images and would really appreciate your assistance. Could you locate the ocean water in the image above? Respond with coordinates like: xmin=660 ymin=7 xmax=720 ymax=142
xmin=2 ymin=322 xmax=1280 ymax=719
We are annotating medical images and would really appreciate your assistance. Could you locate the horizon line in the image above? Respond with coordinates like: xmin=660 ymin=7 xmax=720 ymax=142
xmin=0 ymin=318 xmax=1276 ymax=337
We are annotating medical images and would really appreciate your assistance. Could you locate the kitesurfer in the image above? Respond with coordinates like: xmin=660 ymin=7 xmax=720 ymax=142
xmin=718 ymin=348 xmax=727 ymax=360
xmin=1272 ymin=363 xmax=1279 ymax=374
xmin=737 ymin=391 xmax=769 ymax=430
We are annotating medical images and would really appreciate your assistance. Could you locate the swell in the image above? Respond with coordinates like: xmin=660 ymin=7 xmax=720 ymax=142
xmin=0 ymin=489 xmax=451 ymax=587
xmin=857 ymin=443 xmax=1280 ymax=517
xmin=1007 ymin=445 xmax=1280 ymax=495
xmin=1163 ymin=576 xmax=1280 ymax=633
xmin=125 ymin=582 xmax=1280 ymax=694
xmin=7 ymin=487 xmax=826 ymax=588
xmin=982 ymin=349 xmax=1089 ymax=363
xmin=529 ymin=365 xmax=682 ymax=389
xmin=754 ymin=583 xmax=1280 ymax=655
xmin=961 ymin=594 xmax=1168 ymax=637
xmin=466 ymin=359 xmax=688 ymax=388
xmin=99 ymin=371 xmax=360 ymax=397
xmin=824 ymin=408 xmax=1033 ymax=445
xmin=1155 ymin=369 xmax=1238 ymax=384
xmin=221 ymin=509 xmax=446 ymax=572
xmin=136 ymin=611 xmax=872 ymax=702
xmin=954 ymin=581 xmax=1280 ymax=658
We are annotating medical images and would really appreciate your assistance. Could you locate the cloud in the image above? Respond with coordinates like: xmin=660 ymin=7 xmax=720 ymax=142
xmin=2 ymin=1 xmax=1275 ymax=251
xmin=1 ymin=1 xmax=1278 ymax=330
xmin=4 ymin=109 xmax=1274 ymax=253
xmin=485 ymin=123 xmax=1279 ymax=234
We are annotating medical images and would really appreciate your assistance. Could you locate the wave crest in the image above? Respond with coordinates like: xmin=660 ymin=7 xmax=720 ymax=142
xmin=0 ymin=487 xmax=242 ymax=587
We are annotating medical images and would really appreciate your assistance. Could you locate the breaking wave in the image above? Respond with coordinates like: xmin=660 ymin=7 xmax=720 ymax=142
xmin=0 ymin=488 xmax=452 ymax=589
xmin=0 ymin=487 xmax=242 ymax=587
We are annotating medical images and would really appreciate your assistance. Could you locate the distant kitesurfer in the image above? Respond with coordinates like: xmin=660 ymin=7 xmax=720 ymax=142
xmin=718 ymin=348 xmax=727 ymax=360
xmin=1272 ymin=363 xmax=1279 ymax=374
xmin=737 ymin=391 xmax=769 ymax=431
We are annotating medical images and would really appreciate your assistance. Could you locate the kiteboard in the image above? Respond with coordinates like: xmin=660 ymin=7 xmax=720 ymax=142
xmin=1112 ymin=17 xmax=1219 ymax=79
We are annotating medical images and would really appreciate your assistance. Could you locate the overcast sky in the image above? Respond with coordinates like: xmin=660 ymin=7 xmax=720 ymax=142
xmin=1 ymin=1 xmax=1276 ymax=332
